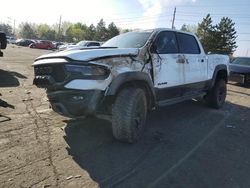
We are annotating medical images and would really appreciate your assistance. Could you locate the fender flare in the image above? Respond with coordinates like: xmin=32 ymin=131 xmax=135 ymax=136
xmin=210 ymin=64 xmax=228 ymax=88
xmin=105 ymin=72 xmax=156 ymax=106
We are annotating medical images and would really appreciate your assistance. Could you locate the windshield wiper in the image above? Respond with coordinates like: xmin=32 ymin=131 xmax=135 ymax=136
xmin=99 ymin=46 xmax=118 ymax=49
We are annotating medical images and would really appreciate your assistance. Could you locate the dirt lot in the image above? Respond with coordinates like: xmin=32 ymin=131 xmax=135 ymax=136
xmin=0 ymin=46 xmax=250 ymax=188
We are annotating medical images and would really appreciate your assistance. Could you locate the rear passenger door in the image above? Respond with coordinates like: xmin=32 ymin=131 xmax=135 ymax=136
xmin=176 ymin=32 xmax=207 ymax=91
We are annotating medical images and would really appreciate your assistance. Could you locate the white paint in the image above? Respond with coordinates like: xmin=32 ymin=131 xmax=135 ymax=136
xmin=152 ymin=30 xmax=229 ymax=89
xmin=153 ymin=53 xmax=185 ymax=88
xmin=64 ymin=75 xmax=113 ymax=90
xmin=207 ymin=54 xmax=230 ymax=79
xmin=183 ymin=54 xmax=208 ymax=84
xmin=33 ymin=58 xmax=68 ymax=66
xmin=36 ymin=48 xmax=139 ymax=62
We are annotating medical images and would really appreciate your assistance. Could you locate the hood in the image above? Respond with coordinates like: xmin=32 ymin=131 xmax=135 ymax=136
xmin=229 ymin=64 xmax=250 ymax=74
xmin=35 ymin=48 xmax=139 ymax=62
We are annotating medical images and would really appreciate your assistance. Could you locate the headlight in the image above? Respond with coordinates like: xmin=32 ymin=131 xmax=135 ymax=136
xmin=65 ymin=64 xmax=108 ymax=77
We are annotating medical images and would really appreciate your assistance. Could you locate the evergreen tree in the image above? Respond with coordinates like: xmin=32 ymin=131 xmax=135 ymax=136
xmin=197 ymin=14 xmax=237 ymax=54
xmin=197 ymin=14 xmax=216 ymax=53
xmin=215 ymin=17 xmax=237 ymax=54
xmin=0 ymin=24 xmax=13 ymax=36
xmin=19 ymin=23 xmax=37 ymax=39
xmin=107 ymin=22 xmax=120 ymax=40
xmin=85 ymin=24 xmax=96 ymax=40
xmin=95 ymin=19 xmax=108 ymax=41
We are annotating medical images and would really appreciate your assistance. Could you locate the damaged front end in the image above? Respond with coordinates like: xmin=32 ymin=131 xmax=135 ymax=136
xmin=32 ymin=49 xmax=146 ymax=118
xmin=33 ymin=57 xmax=112 ymax=117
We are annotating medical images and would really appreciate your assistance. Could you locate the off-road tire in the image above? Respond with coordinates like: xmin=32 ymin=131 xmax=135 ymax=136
xmin=0 ymin=32 xmax=7 ymax=49
xmin=205 ymin=79 xmax=227 ymax=109
xmin=112 ymin=88 xmax=147 ymax=143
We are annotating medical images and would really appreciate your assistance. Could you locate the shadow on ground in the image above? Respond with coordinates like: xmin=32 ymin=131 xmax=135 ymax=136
xmin=64 ymin=100 xmax=250 ymax=188
xmin=228 ymin=81 xmax=250 ymax=89
xmin=0 ymin=98 xmax=14 ymax=109
xmin=0 ymin=69 xmax=27 ymax=87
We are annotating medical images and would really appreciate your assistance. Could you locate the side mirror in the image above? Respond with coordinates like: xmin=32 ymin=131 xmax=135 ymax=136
xmin=0 ymin=32 xmax=7 ymax=49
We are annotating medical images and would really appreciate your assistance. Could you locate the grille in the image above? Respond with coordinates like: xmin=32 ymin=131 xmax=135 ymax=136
xmin=34 ymin=64 xmax=66 ymax=82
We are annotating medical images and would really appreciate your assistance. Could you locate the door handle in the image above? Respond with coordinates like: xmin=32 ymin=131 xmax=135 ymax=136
xmin=198 ymin=58 xmax=205 ymax=63
xmin=177 ymin=55 xmax=186 ymax=64
xmin=177 ymin=58 xmax=185 ymax=64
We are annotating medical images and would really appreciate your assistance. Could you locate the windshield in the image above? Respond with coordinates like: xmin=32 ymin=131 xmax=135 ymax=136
xmin=231 ymin=57 xmax=250 ymax=66
xmin=76 ymin=41 xmax=88 ymax=46
xmin=102 ymin=31 xmax=153 ymax=48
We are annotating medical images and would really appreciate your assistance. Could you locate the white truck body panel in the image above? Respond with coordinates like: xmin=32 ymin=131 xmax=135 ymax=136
xmin=207 ymin=54 xmax=230 ymax=79
xmin=64 ymin=74 xmax=113 ymax=90
xmin=152 ymin=53 xmax=185 ymax=88
xmin=36 ymin=48 xmax=139 ymax=62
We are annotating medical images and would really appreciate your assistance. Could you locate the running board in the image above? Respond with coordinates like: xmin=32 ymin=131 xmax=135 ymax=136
xmin=157 ymin=92 xmax=206 ymax=107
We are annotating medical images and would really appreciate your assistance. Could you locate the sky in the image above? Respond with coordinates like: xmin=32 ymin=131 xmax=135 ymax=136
xmin=1 ymin=0 xmax=250 ymax=56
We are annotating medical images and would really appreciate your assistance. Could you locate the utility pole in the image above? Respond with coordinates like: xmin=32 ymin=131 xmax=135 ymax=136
xmin=172 ymin=7 xmax=176 ymax=29
xmin=13 ymin=19 xmax=15 ymax=36
xmin=58 ymin=15 xmax=62 ymax=41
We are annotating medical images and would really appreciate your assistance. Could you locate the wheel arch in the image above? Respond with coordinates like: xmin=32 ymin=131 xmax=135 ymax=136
xmin=210 ymin=64 xmax=228 ymax=88
xmin=105 ymin=72 xmax=156 ymax=109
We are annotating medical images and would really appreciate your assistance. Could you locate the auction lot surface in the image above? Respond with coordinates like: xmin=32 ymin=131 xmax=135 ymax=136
xmin=0 ymin=46 xmax=250 ymax=188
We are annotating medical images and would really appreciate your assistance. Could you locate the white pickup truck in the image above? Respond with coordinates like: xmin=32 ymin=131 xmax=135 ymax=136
xmin=33 ymin=28 xmax=229 ymax=143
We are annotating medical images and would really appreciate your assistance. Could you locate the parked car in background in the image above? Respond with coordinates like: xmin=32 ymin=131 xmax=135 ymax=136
xmin=6 ymin=36 xmax=16 ymax=44
xmin=53 ymin=42 xmax=64 ymax=49
xmin=229 ymin=57 xmax=250 ymax=85
xmin=58 ymin=40 xmax=101 ymax=51
xmin=16 ymin=39 xmax=35 ymax=47
xmin=30 ymin=40 xmax=55 ymax=50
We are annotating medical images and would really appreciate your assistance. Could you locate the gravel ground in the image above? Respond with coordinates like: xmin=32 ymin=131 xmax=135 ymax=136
xmin=0 ymin=45 xmax=249 ymax=188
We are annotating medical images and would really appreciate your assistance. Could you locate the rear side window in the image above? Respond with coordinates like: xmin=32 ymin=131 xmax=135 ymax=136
xmin=177 ymin=33 xmax=200 ymax=54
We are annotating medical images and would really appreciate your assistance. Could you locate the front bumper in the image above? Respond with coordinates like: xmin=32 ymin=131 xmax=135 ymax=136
xmin=47 ymin=90 xmax=103 ymax=118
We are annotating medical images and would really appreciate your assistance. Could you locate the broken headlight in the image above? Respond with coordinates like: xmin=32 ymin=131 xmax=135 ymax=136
xmin=65 ymin=64 xmax=108 ymax=77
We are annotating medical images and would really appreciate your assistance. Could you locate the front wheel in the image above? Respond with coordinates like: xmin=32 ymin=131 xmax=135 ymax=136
xmin=112 ymin=87 xmax=147 ymax=143
xmin=205 ymin=79 xmax=227 ymax=109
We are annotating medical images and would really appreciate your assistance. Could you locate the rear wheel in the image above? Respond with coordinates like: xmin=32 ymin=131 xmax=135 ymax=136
xmin=205 ymin=79 xmax=227 ymax=109
xmin=112 ymin=87 xmax=147 ymax=143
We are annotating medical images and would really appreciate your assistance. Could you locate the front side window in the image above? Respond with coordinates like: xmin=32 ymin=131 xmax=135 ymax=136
xmin=153 ymin=31 xmax=178 ymax=54
xmin=177 ymin=33 xmax=200 ymax=54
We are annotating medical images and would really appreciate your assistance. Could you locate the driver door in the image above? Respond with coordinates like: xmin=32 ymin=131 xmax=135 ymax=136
xmin=151 ymin=31 xmax=185 ymax=101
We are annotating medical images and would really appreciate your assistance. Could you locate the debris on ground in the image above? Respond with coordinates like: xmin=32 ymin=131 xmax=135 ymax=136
xmin=66 ymin=176 xmax=74 ymax=180
xmin=75 ymin=175 xmax=82 ymax=178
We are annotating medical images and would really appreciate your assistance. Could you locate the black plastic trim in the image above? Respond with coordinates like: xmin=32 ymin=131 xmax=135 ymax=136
xmin=106 ymin=72 xmax=154 ymax=95
xmin=210 ymin=64 xmax=228 ymax=88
